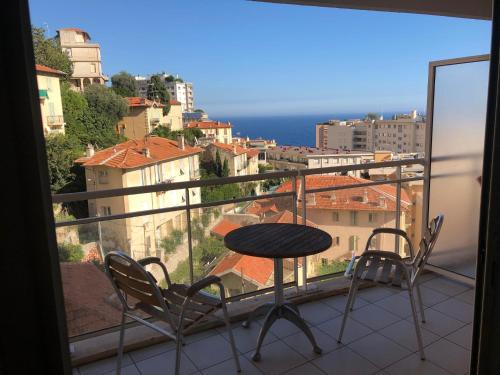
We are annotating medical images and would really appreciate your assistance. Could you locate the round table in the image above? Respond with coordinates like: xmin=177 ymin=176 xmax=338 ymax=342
xmin=224 ymin=223 xmax=332 ymax=361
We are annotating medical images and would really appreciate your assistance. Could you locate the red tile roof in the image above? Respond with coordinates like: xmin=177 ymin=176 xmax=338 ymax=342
xmin=35 ymin=64 xmax=65 ymax=76
xmin=276 ymin=175 xmax=411 ymax=212
xmin=169 ymin=100 xmax=181 ymax=105
xmin=126 ymin=97 xmax=164 ymax=108
xmin=262 ymin=210 xmax=317 ymax=227
xmin=76 ymin=137 xmax=202 ymax=169
xmin=210 ymin=219 xmax=242 ymax=238
xmin=210 ymin=252 xmax=274 ymax=286
xmin=211 ymin=142 xmax=248 ymax=156
xmin=246 ymin=199 xmax=280 ymax=216
xmin=246 ymin=149 xmax=260 ymax=158
xmin=187 ymin=121 xmax=231 ymax=129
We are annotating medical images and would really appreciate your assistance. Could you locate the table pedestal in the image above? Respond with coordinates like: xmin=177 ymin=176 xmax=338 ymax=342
xmin=242 ymin=258 xmax=322 ymax=361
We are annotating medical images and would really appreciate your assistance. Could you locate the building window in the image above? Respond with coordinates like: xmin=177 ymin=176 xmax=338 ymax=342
xmin=98 ymin=170 xmax=108 ymax=184
xmin=334 ymin=236 xmax=340 ymax=246
xmin=156 ymin=164 xmax=163 ymax=183
xmin=141 ymin=169 xmax=147 ymax=186
xmin=350 ymin=211 xmax=358 ymax=225
xmin=90 ymin=63 xmax=96 ymax=73
xmin=100 ymin=206 xmax=111 ymax=216
xmin=332 ymin=211 xmax=339 ymax=221
xmin=369 ymin=213 xmax=377 ymax=223
xmin=348 ymin=235 xmax=359 ymax=252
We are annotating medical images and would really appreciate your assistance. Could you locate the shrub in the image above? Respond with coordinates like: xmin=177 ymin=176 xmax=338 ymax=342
xmin=58 ymin=243 xmax=84 ymax=262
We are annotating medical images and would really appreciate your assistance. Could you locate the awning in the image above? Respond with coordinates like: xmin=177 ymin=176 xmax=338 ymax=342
xmin=39 ymin=89 xmax=49 ymax=99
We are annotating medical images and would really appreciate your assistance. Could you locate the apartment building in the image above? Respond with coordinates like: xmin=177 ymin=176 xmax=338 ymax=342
xmin=166 ymin=80 xmax=194 ymax=113
xmin=116 ymin=97 xmax=165 ymax=139
xmin=36 ymin=64 xmax=65 ymax=135
xmin=56 ymin=28 xmax=107 ymax=91
xmin=275 ymin=175 xmax=412 ymax=273
xmin=307 ymin=152 xmax=373 ymax=177
xmin=187 ymin=121 xmax=233 ymax=144
xmin=204 ymin=142 xmax=259 ymax=176
xmin=315 ymin=111 xmax=426 ymax=153
xmin=164 ymin=100 xmax=183 ymax=131
xmin=76 ymin=136 xmax=202 ymax=259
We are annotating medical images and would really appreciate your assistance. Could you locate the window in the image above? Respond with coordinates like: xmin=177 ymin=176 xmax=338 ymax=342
xmin=156 ymin=164 xmax=162 ymax=183
xmin=98 ymin=170 xmax=108 ymax=184
xmin=348 ymin=235 xmax=359 ymax=252
xmin=321 ymin=258 xmax=328 ymax=266
xmin=350 ymin=211 xmax=358 ymax=225
xmin=140 ymin=169 xmax=147 ymax=186
xmin=332 ymin=211 xmax=339 ymax=221
xmin=334 ymin=236 xmax=340 ymax=246
xmin=369 ymin=213 xmax=377 ymax=223
xmin=90 ymin=63 xmax=96 ymax=73
xmin=100 ymin=206 xmax=111 ymax=216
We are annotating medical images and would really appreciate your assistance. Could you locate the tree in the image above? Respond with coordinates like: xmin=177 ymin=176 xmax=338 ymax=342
xmin=365 ymin=112 xmax=380 ymax=121
xmin=222 ymin=159 xmax=230 ymax=177
xmin=58 ymin=243 xmax=84 ymax=262
xmin=194 ymin=109 xmax=205 ymax=113
xmin=111 ymin=71 xmax=138 ymax=97
xmin=151 ymin=126 xmax=203 ymax=146
xmin=215 ymin=150 xmax=223 ymax=177
xmin=44 ymin=134 xmax=83 ymax=192
xmin=84 ymin=84 xmax=128 ymax=124
xmin=183 ymin=128 xmax=203 ymax=144
xmin=147 ymin=75 xmax=171 ymax=115
xmin=32 ymin=26 xmax=73 ymax=78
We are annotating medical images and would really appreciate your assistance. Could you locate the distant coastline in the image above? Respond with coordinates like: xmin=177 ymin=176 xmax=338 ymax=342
xmin=217 ymin=113 xmax=398 ymax=147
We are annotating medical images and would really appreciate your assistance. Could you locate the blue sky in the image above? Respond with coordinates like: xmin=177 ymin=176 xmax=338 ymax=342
xmin=29 ymin=0 xmax=491 ymax=117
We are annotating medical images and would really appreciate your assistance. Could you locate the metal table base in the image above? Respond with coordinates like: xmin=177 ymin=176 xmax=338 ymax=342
xmin=242 ymin=258 xmax=322 ymax=361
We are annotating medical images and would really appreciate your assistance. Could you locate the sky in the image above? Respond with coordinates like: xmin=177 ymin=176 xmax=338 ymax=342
xmin=28 ymin=0 xmax=491 ymax=117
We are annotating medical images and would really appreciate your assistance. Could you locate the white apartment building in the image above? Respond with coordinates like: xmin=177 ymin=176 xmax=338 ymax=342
xmin=187 ymin=121 xmax=232 ymax=144
xmin=56 ymin=28 xmax=108 ymax=91
xmin=307 ymin=153 xmax=373 ymax=177
xmin=166 ymin=80 xmax=194 ymax=113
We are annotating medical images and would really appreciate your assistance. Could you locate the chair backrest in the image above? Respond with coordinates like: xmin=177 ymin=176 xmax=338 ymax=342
xmin=104 ymin=251 xmax=167 ymax=314
xmin=410 ymin=214 xmax=444 ymax=284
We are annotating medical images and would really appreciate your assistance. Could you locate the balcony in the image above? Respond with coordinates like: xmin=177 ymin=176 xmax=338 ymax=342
xmin=47 ymin=115 xmax=65 ymax=127
xmin=73 ymin=274 xmax=473 ymax=375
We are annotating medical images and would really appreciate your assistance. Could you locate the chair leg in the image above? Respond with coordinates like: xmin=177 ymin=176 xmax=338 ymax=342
xmin=175 ymin=327 xmax=184 ymax=375
xmin=338 ymin=277 xmax=358 ymax=343
xmin=116 ymin=312 xmax=126 ymax=375
xmin=348 ymin=280 xmax=359 ymax=312
xmin=408 ymin=287 xmax=425 ymax=360
xmin=415 ymin=283 xmax=426 ymax=323
xmin=222 ymin=301 xmax=241 ymax=372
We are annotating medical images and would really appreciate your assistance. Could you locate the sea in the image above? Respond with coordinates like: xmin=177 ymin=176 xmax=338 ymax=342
xmin=217 ymin=113 xmax=396 ymax=147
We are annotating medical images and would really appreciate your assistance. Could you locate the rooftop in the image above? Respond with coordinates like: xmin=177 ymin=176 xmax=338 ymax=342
xmin=35 ymin=64 xmax=65 ymax=76
xmin=126 ymin=97 xmax=164 ymax=108
xmin=187 ymin=121 xmax=232 ymax=129
xmin=76 ymin=137 xmax=202 ymax=169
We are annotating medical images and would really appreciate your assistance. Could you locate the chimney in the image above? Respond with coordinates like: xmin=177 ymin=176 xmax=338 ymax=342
xmin=178 ymin=134 xmax=185 ymax=150
xmin=142 ymin=147 xmax=150 ymax=158
xmin=232 ymin=144 xmax=237 ymax=154
xmin=363 ymin=189 xmax=369 ymax=203
xmin=86 ymin=144 xmax=95 ymax=157
xmin=378 ymin=196 xmax=386 ymax=208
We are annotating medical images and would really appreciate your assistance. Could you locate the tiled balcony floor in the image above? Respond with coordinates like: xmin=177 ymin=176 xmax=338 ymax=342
xmin=74 ymin=273 xmax=474 ymax=375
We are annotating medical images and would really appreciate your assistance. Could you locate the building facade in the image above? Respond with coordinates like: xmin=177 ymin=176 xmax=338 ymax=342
xmin=56 ymin=28 xmax=107 ymax=91
xmin=36 ymin=64 xmax=65 ymax=135
xmin=307 ymin=153 xmax=373 ymax=177
xmin=187 ymin=121 xmax=233 ymax=144
xmin=76 ymin=137 xmax=202 ymax=259
xmin=166 ymin=80 xmax=194 ymax=113
xmin=205 ymin=142 xmax=259 ymax=177
xmin=164 ymin=100 xmax=183 ymax=131
xmin=116 ymin=97 xmax=165 ymax=139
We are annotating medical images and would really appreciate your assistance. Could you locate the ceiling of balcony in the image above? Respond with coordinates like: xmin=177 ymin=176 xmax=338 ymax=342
xmin=254 ymin=0 xmax=492 ymax=20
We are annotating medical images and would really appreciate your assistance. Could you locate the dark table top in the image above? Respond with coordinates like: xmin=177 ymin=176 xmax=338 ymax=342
xmin=224 ymin=223 xmax=332 ymax=259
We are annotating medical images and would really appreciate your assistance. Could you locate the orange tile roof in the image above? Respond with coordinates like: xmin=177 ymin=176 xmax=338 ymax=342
xmin=246 ymin=149 xmax=260 ymax=158
xmin=211 ymin=142 xmax=248 ymax=156
xmin=262 ymin=210 xmax=317 ymax=227
xmin=246 ymin=199 xmax=280 ymax=216
xmin=169 ymin=99 xmax=181 ymax=105
xmin=35 ymin=64 xmax=65 ymax=76
xmin=126 ymin=97 xmax=164 ymax=108
xmin=210 ymin=219 xmax=242 ymax=238
xmin=209 ymin=252 xmax=274 ymax=286
xmin=276 ymin=175 xmax=410 ymax=212
xmin=187 ymin=121 xmax=231 ymax=129
xmin=76 ymin=137 xmax=202 ymax=169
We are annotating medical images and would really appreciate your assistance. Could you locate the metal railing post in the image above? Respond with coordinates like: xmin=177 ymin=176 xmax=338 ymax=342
xmin=300 ymin=174 xmax=308 ymax=290
xmin=185 ymin=187 xmax=194 ymax=284
xmin=291 ymin=175 xmax=299 ymax=292
xmin=395 ymin=166 xmax=402 ymax=255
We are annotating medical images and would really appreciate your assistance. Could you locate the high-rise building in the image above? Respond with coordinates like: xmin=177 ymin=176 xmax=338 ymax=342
xmin=135 ymin=74 xmax=194 ymax=113
xmin=56 ymin=28 xmax=108 ymax=91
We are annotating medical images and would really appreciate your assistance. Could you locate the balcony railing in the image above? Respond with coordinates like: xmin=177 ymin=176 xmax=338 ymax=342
xmin=47 ymin=115 xmax=64 ymax=126
xmin=53 ymin=158 xmax=425 ymax=340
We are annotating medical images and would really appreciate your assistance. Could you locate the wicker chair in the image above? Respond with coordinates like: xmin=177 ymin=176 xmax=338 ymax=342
xmin=337 ymin=214 xmax=444 ymax=360
xmin=104 ymin=251 xmax=241 ymax=375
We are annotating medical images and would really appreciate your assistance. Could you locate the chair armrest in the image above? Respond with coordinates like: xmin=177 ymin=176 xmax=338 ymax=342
xmin=369 ymin=228 xmax=415 ymax=258
xmin=361 ymin=250 xmax=403 ymax=261
xmin=138 ymin=257 xmax=162 ymax=267
xmin=186 ymin=275 xmax=222 ymax=297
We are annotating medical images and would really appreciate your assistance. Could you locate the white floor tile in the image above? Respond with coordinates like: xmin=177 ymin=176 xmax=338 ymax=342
xmin=375 ymin=294 xmax=415 ymax=318
xmin=422 ymin=277 xmax=470 ymax=297
xmin=284 ymin=326 xmax=343 ymax=359
xmin=348 ymin=332 xmax=411 ymax=369
xmin=129 ymin=341 xmax=175 ymax=363
xmin=425 ymin=339 xmax=471 ymax=375
xmin=135 ymin=350 xmax=197 ymax=375
xmin=399 ymin=285 xmax=450 ymax=307
xmin=79 ymin=354 xmax=133 ymax=375
xmin=103 ymin=364 xmax=140 ymax=375
xmin=321 ymin=293 xmax=369 ymax=312
xmin=218 ymin=321 xmax=278 ymax=354
xmin=312 ymin=346 xmax=379 ymax=375
xmin=282 ymin=362 xmax=325 ymax=375
xmin=317 ymin=315 xmax=373 ymax=344
xmin=297 ymin=301 xmax=341 ymax=325
xmin=182 ymin=333 xmax=236 ymax=370
xmin=406 ymin=308 xmax=465 ymax=337
xmin=201 ymin=355 xmax=261 ymax=375
xmin=265 ymin=317 xmax=301 ymax=339
xmin=385 ymin=353 xmax=451 ymax=375
xmin=446 ymin=324 xmax=473 ymax=350
xmin=350 ymin=304 xmax=401 ymax=330
xmin=357 ymin=287 xmax=396 ymax=303
xmin=454 ymin=289 xmax=475 ymax=305
xmin=432 ymin=298 xmax=474 ymax=323
xmin=378 ymin=319 xmax=440 ymax=352
xmin=244 ymin=340 xmax=307 ymax=375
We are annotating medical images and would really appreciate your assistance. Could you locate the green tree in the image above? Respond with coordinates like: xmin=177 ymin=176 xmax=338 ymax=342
xmin=32 ymin=26 xmax=73 ymax=78
xmin=111 ymin=71 xmax=138 ymax=97
xmin=215 ymin=150 xmax=223 ymax=177
xmin=147 ymin=75 xmax=171 ymax=115
xmin=58 ymin=243 xmax=84 ymax=262
xmin=365 ymin=112 xmax=380 ymax=121
xmin=183 ymin=128 xmax=203 ymax=144
xmin=151 ymin=127 xmax=203 ymax=146
xmin=222 ymin=158 xmax=230 ymax=177
xmin=44 ymin=134 xmax=83 ymax=192
xmin=258 ymin=163 xmax=273 ymax=174
xmin=194 ymin=109 xmax=205 ymax=113
xmin=316 ymin=260 xmax=349 ymax=276
xmin=84 ymin=84 xmax=128 ymax=124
